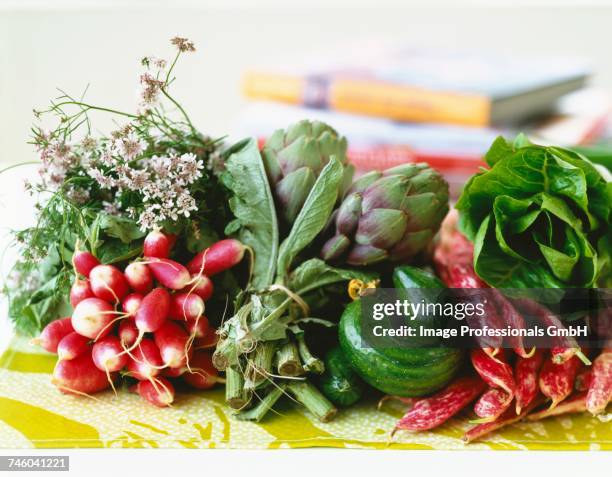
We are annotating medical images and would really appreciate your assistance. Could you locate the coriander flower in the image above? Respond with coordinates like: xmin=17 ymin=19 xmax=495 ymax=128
xmin=117 ymin=133 xmax=146 ymax=160
xmin=139 ymin=72 xmax=165 ymax=108
xmin=65 ymin=185 xmax=90 ymax=205
xmin=86 ymin=167 xmax=115 ymax=189
xmin=171 ymin=36 xmax=196 ymax=53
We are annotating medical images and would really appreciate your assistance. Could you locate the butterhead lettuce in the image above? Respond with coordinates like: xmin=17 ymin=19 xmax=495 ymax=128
xmin=456 ymin=135 xmax=611 ymax=288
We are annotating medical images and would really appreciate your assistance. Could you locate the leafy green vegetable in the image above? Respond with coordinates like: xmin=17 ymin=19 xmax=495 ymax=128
xmin=213 ymin=124 xmax=379 ymax=421
xmin=221 ymin=138 xmax=279 ymax=290
xmin=276 ymin=157 xmax=343 ymax=279
xmin=457 ymin=136 xmax=611 ymax=288
xmin=288 ymin=258 xmax=375 ymax=296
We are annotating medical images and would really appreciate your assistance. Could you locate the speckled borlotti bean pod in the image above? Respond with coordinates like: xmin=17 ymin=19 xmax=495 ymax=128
xmin=527 ymin=392 xmax=587 ymax=421
xmin=539 ymin=355 xmax=582 ymax=409
xmin=470 ymin=348 xmax=516 ymax=396
xmin=393 ymin=375 xmax=486 ymax=432
xmin=473 ymin=388 xmax=513 ymax=422
xmin=515 ymin=349 xmax=545 ymax=414
xmin=463 ymin=396 xmax=544 ymax=443
xmin=514 ymin=298 xmax=589 ymax=365
xmin=586 ymin=348 xmax=612 ymax=415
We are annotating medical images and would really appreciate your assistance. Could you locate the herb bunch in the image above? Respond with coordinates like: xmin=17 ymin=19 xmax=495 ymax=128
xmin=4 ymin=37 xmax=231 ymax=335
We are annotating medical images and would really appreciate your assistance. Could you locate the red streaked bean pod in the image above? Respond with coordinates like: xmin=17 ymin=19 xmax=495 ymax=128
xmin=527 ymin=392 xmax=587 ymax=421
xmin=473 ymin=388 xmax=513 ymax=422
xmin=470 ymin=349 xmax=516 ymax=396
xmin=490 ymin=289 xmax=532 ymax=358
xmin=574 ymin=367 xmax=593 ymax=392
xmin=463 ymin=396 xmax=545 ymax=443
xmin=539 ymin=355 xmax=581 ymax=408
xmin=514 ymin=348 xmax=545 ymax=414
xmin=586 ymin=348 xmax=612 ymax=415
xmin=514 ymin=298 xmax=589 ymax=365
xmin=393 ymin=375 xmax=487 ymax=432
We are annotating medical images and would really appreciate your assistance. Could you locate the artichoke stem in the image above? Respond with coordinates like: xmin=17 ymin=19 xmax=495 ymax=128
xmin=287 ymin=381 xmax=337 ymax=422
xmin=225 ymin=367 xmax=251 ymax=410
xmin=276 ymin=341 xmax=303 ymax=377
xmin=235 ymin=385 xmax=286 ymax=422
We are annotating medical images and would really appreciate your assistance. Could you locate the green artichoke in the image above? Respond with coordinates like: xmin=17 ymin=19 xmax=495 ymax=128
xmin=262 ymin=120 xmax=354 ymax=224
xmin=321 ymin=163 xmax=449 ymax=266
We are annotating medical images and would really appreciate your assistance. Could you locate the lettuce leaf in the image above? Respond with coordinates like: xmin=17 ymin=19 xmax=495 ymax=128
xmin=457 ymin=136 xmax=611 ymax=288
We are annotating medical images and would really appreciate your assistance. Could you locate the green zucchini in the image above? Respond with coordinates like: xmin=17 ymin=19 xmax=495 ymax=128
xmin=338 ymin=266 xmax=463 ymax=397
xmin=392 ymin=265 xmax=444 ymax=289
xmin=319 ymin=346 xmax=364 ymax=407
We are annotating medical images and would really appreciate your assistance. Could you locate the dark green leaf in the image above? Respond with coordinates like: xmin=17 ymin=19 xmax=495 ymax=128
xmin=98 ymin=214 xmax=145 ymax=244
xmin=276 ymin=157 xmax=343 ymax=279
xmin=222 ymin=138 xmax=279 ymax=290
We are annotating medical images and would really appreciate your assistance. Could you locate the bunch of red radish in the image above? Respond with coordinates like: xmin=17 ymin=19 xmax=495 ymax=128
xmin=33 ymin=232 xmax=245 ymax=407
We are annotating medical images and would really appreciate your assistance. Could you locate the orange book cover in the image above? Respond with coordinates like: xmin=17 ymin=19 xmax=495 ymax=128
xmin=242 ymin=48 xmax=589 ymax=127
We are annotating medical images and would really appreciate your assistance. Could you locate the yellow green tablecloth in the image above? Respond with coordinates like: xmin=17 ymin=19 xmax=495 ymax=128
xmin=0 ymin=338 xmax=609 ymax=450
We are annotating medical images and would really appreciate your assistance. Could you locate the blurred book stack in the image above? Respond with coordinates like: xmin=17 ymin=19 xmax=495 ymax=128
xmin=234 ymin=47 xmax=611 ymax=196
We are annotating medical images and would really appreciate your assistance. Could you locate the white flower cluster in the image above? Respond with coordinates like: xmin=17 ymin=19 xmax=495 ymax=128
xmin=33 ymin=124 xmax=206 ymax=231
xmin=134 ymin=152 xmax=204 ymax=230
xmin=84 ymin=130 xmax=204 ymax=230
xmin=36 ymin=134 xmax=76 ymax=190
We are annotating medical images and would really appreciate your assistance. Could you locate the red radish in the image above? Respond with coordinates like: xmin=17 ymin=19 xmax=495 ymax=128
xmin=126 ymin=339 xmax=163 ymax=380
xmin=71 ymin=298 xmax=116 ymax=340
xmin=70 ymin=279 xmax=95 ymax=307
xmin=154 ymin=321 xmax=190 ymax=368
xmin=33 ymin=317 xmax=73 ymax=353
xmin=89 ymin=264 xmax=129 ymax=303
xmin=122 ymin=293 xmax=143 ymax=317
xmin=146 ymin=258 xmax=190 ymax=290
xmin=169 ymin=293 xmax=205 ymax=321
xmin=180 ymin=275 xmax=214 ymax=301
xmin=57 ymin=332 xmax=90 ymax=361
xmin=194 ymin=328 xmax=218 ymax=349
xmin=118 ymin=319 xmax=138 ymax=347
xmin=185 ymin=316 xmax=210 ymax=339
xmin=183 ymin=351 xmax=218 ymax=389
xmin=52 ymin=352 xmax=112 ymax=395
xmin=166 ymin=233 xmax=178 ymax=250
xmin=163 ymin=366 xmax=187 ymax=377
xmin=124 ymin=262 xmax=153 ymax=294
xmin=135 ymin=288 xmax=170 ymax=333
xmin=135 ymin=377 xmax=175 ymax=407
xmin=143 ymin=230 xmax=172 ymax=258
xmin=92 ymin=335 xmax=128 ymax=372
xmin=72 ymin=249 xmax=100 ymax=277
xmin=187 ymin=239 xmax=245 ymax=276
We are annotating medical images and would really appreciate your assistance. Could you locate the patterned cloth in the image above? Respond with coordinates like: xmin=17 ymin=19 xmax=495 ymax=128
xmin=0 ymin=338 xmax=609 ymax=450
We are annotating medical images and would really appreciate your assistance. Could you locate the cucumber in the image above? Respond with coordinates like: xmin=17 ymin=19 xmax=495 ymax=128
xmin=319 ymin=346 xmax=364 ymax=407
xmin=392 ymin=266 xmax=444 ymax=289
xmin=338 ymin=266 xmax=463 ymax=397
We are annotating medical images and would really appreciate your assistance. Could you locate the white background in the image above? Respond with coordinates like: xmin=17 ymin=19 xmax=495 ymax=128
xmin=0 ymin=1 xmax=611 ymax=474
